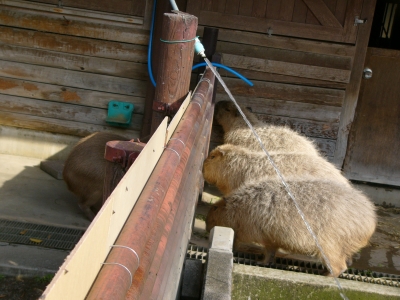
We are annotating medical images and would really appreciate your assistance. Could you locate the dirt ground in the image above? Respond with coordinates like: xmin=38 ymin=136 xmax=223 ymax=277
xmin=0 ymin=274 xmax=52 ymax=300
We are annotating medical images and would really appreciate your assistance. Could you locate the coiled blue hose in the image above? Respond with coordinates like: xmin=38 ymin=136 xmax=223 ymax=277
xmin=192 ymin=62 xmax=253 ymax=86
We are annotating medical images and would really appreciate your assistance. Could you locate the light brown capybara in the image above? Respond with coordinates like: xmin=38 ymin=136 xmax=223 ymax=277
xmin=63 ymin=132 xmax=128 ymax=220
xmin=214 ymin=100 xmax=320 ymax=156
xmin=206 ymin=178 xmax=377 ymax=277
xmin=203 ymin=144 xmax=350 ymax=195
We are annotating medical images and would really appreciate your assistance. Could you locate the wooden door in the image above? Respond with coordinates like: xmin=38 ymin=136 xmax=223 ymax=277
xmin=343 ymin=48 xmax=400 ymax=186
xmin=187 ymin=0 xmax=363 ymax=43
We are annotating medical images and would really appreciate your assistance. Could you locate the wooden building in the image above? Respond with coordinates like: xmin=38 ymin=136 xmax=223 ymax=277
xmin=0 ymin=0 xmax=398 ymax=186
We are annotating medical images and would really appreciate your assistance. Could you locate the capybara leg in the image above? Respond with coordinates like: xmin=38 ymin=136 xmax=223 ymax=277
xmin=78 ymin=203 xmax=95 ymax=221
xmin=258 ymin=248 xmax=276 ymax=266
xmin=346 ymin=256 xmax=353 ymax=267
xmin=324 ymin=256 xmax=348 ymax=277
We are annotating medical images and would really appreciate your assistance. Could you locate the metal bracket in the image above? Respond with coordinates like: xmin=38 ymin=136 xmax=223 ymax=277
xmin=104 ymin=140 xmax=146 ymax=170
xmin=152 ymin=97 xmax=185 ymax=116
xmin=354 ymin=16 xmax=367 ymax=26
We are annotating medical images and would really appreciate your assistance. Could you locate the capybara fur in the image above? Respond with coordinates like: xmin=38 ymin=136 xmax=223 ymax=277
xmin=206 ymin=178 xmax=377 ymax=277
xmin=203 ymin=144 xmax=350 ymax=195
xmin=214 ymin=101 xmax=320 ymax=156
xmin=63 ymin=132 xmax=128 ymax=220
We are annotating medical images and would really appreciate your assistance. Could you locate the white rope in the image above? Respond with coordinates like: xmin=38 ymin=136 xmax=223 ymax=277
xmin=204 ymin=58 xmax=349 ymax=300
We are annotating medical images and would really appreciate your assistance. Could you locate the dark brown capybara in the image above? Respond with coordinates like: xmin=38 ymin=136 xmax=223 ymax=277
xmin=63 ymin=132 xmax=128 ymax=220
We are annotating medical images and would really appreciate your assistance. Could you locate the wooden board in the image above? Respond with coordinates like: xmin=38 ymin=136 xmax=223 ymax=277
xmin=0 ymin=94 xmax=143 ymax=131
xmin=343 ymin=48 xmax=400 ymax=185
xmin=0 ymin=60 xmax=147 ymax=97
xmin=0 ymin=111 xmax=141 ymax=138
xmin=41 ymin=117 xmax=168 ymax=300
xmin=0 ymin=0 xmax=144 ymax=24
xmin=333 ymin=0 xmax=376 ymax=166
xmin=215 ymin=96 xmax=341 ymax=123
xmin=215 ymin=68 xmax=347 ymax=90
xmin=0 ymin=26 xmax=148 ymax=62
xmin=0 ymin=44 xmax=147 ymax=80
xmin=217 ymin=78 xmax=344 ymax=106
xmin=222 ymin=53 xmax=351 ymax=83
xmin=0 ymin=76 xmax=145 ymax=113
xmin=188 ymin=0 xmax=362 ymax=43
xmin=217 ymin=41 xmax=352 ymax=69
xmin=197 ymin=26 xmax=356 ymax=57
xmin=0 ymin=7 xmax=149 ymax=44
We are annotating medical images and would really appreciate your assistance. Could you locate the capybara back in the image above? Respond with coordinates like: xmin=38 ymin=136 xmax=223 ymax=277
xmin=63 ymin=132 xmax=128 ymax=220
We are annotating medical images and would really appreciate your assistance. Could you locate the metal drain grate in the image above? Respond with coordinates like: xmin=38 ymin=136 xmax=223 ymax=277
xmin=186 ymin=245 xmax=400 ymax=288
xmin=0 ymin=219 xmax=85 ymax=250
xmin=186 ymin=244 xmax=208 ymax=263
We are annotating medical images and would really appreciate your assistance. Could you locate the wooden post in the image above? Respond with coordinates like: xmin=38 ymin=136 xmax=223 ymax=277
xmin=140 ymin=0 xmax=172 ymax=141
xmin=150 ymin=12 xmax=198 ymax=134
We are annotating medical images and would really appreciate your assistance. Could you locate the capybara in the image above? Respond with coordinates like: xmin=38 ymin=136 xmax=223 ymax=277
xmin=63 ymin=132 xmax=128 ymax=220
xmin=214 ymin=100 xmax=320 ymax=156
xmin=206 ymin=178 xmax=376 ymax=277
xmin=203 ymin=144 xmax=350 ymax=195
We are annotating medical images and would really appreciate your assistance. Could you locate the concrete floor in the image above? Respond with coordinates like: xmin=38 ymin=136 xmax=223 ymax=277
xmin=1 ymin=153 xmax=400 ymax=278
xmin=0 ymin=154 xmax=90 ymax=230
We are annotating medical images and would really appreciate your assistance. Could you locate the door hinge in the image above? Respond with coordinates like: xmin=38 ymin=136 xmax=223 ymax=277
xmin=354 ymin=16 xmax=367 ymax=26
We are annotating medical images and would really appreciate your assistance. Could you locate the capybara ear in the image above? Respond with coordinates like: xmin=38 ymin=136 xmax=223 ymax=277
xmin=215 ymin=146 xmax=227 ymax=157
xmin=209 ymin=148 xmax=224 ymax=159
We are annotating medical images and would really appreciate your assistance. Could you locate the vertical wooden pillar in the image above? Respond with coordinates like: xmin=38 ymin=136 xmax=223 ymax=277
xmin=140 ymin=0 xmax=172 ymax=141
xmin=150 ymin=12 xmax=198 ymax=134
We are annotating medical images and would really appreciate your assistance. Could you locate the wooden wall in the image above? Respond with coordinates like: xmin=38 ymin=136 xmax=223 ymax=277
xmin=0 ymin=0 xmax=150 ymax=139
xmin=187 ymin=0 xmax=372 ymax=162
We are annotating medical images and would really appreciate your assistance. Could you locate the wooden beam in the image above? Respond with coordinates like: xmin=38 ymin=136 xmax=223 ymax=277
xmin=333 ymin=0 xmax=377 ymax=168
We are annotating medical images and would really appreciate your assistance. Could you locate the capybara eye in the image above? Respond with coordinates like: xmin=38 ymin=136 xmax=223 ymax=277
xmin=210 ymin=155 xmax=215 ymax=159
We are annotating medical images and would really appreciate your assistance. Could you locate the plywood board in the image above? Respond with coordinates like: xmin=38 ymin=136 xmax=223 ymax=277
xmin=41 ymin=117 xmax=169 ymax=300
xmin=166 ymin=91 xmax=192 ymax=141
xmin=108 ymin=117 xmax=169 ymax=246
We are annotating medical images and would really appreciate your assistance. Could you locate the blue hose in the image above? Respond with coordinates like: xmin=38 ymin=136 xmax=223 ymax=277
xmin=192 ymin=62 xmax=254 ymax=87
xmin=148 ymin=0 xmax=157 ymax=87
